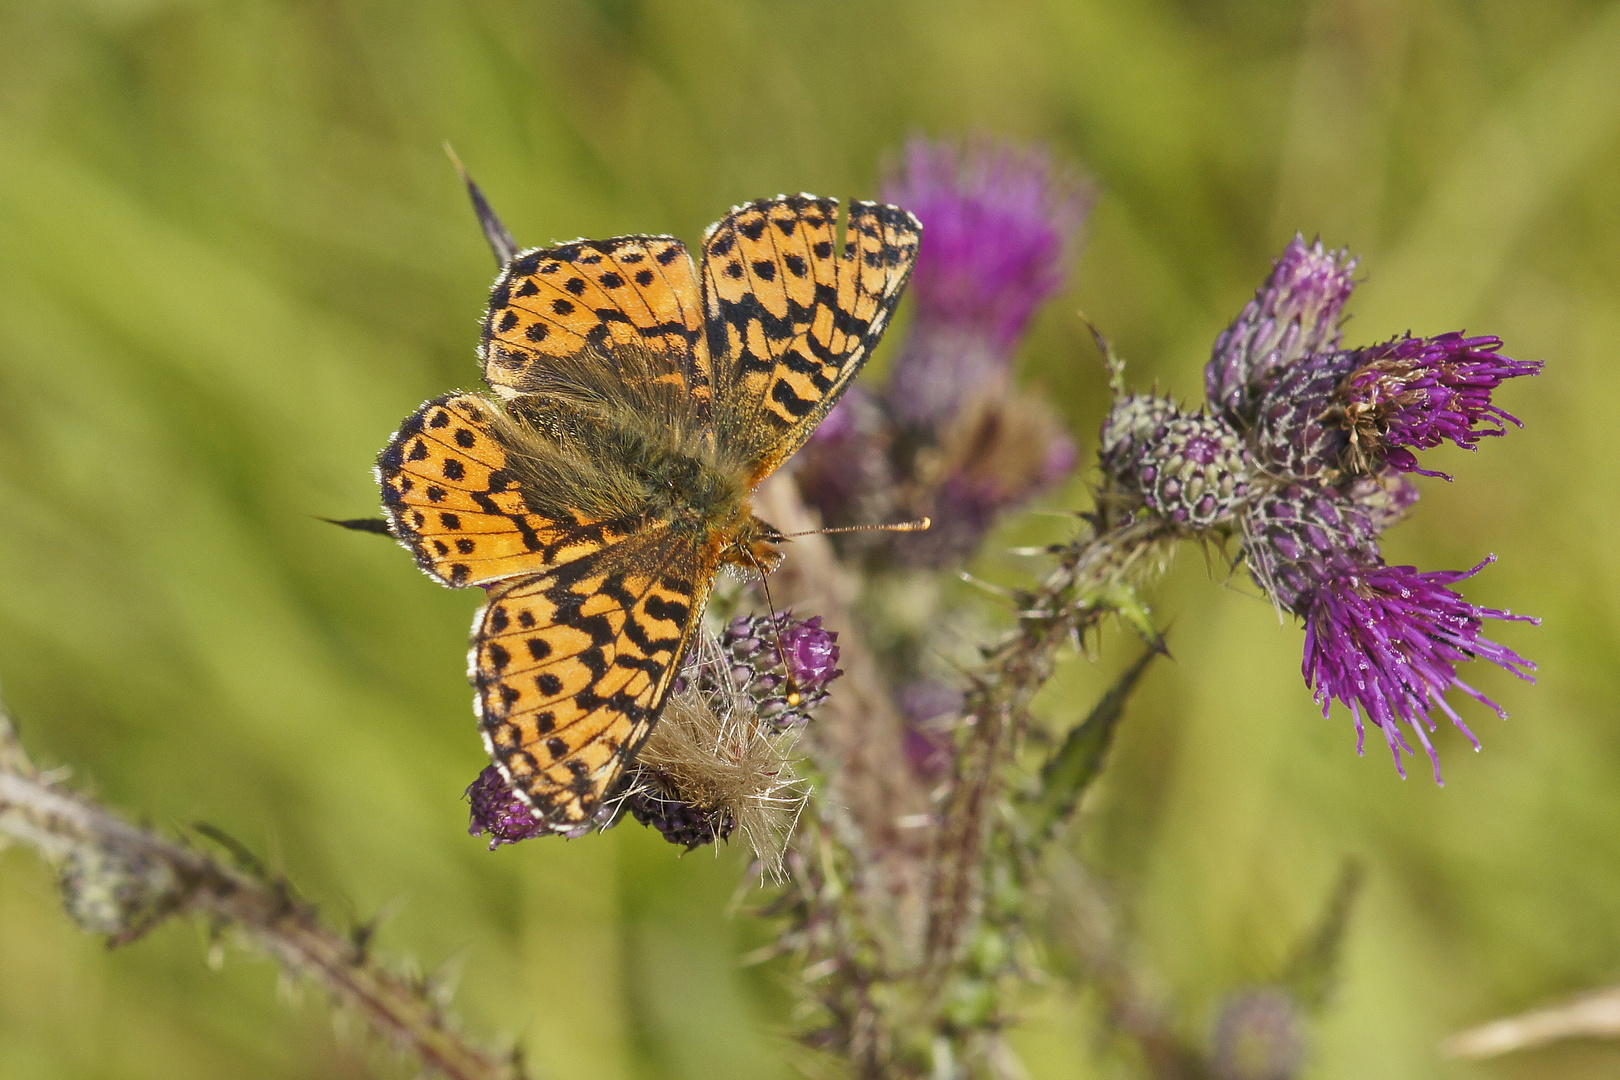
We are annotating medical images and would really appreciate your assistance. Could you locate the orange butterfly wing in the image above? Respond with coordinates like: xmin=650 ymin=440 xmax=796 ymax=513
xmin=701 ymin=196 xmax=920 ymax=481
xmin=377 ymin=393 xmax=632 ymax=588
xmin=480 ymin=235 xmax=712 ymax=413
xmin=473 ymin=530 xmax=717 ymax=826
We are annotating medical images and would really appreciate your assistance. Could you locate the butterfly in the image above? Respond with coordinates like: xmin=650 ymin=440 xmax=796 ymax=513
xmin=377 ymin=194 xmax=920 ymax=832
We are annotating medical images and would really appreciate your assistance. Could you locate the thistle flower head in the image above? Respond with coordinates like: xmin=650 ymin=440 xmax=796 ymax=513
xmin=883 ymin=137 xmax=1092 ymax=350
xmin=1250 ymin=334 xmax=1542 ymax=482
xmin=719 ymin=612 xmax=842 ymax=729
xmin=883 ymin=138 xmax=1092 ymax=429
xmin=466 ymin=765 xmax=549 ymax=849
xmin=1325 ymin=333 xmax=1543 ymax=477
xmin=1301 ymin=558 xmax=1537 ymax=783
xmin=1243 ymin=488 xmax=1537 ymax=783
xmin=1099 ymin=395 xmax=1252 ymax=529
xmin=1208 ymin=235 xmax=1357 ymax=424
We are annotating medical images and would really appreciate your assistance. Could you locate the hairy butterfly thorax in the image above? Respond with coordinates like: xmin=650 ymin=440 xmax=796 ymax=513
xmin=376 ymin=193 xmax=920 ymax=830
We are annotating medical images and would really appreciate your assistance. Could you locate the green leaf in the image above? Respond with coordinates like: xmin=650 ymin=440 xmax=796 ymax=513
xmin=1097 ymin=580 xmax=1167 ymax=653
xmin=1032 ymin=648 xmax=1158 ymax=839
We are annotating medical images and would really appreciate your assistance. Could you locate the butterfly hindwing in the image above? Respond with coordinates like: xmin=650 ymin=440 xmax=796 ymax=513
xmin=473 ymin=529 xmax=716 ymax=827
xmin=701 ymin=196 xmax=921 ymax=481
xmin=481 ymin=236 xmax=712 ymax=412
xmin=378 ymin=393 xmax=623 ymax=588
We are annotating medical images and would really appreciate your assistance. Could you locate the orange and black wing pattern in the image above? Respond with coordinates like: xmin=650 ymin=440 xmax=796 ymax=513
xmin=700 ymin=195 xmax=920 ymax=480
xmin=377 ymin=393 xmax=628 ymax=588
xmin=480 ymin=235 xmax=712 ymax=410
xmin=472 ymin=530 xmax=716 ymax=827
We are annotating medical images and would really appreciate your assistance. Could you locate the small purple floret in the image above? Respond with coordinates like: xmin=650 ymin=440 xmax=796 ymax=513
xmin=780 ymin=615 xmax=842 ymax=690
xmin=1301 ymin=557 xmax=1538 ymax=783
xmin=466 ymin=765 xmax=547 ymax=849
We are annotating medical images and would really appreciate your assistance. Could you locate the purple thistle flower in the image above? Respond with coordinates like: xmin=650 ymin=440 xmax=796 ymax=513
xmin=466 ymin=765 xmax=548 ymax=849
xmin=882 ymin=137 xmax=1093 ymax=428
xmin=1107 ymin=233 xmax=1541 ymax=783
xmin=1208 ymin=235 xmax=1358 ymax=424
xmin=1301 ymin=558 xmax=1538 ymax=784
xmin=1328 ymin=333 xmax=1544 ymax=478
xmin=1251 ymin=333 xmax=1542 ymax=483
xmin=1243 ymin=485 xmax=1537 ymax=783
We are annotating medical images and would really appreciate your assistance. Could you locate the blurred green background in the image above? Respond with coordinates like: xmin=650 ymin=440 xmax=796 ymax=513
xmin=0 ymin=0 xmax=1613 ymax=1077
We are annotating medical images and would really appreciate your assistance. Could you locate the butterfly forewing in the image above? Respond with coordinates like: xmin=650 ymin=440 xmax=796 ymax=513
xmin=473 ymin=530 xmax=716 ymax=826
xmin=701 ymin=196 xmax=921 ymax=480
xmin=481 ymin=236 xmax=712 ymax=411
xmin=379 ymin=393 xmax=626 ymax=587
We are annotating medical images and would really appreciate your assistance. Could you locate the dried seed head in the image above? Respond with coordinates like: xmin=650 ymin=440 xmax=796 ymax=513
xmin=625 ymin=628 xmax=816 ymax=874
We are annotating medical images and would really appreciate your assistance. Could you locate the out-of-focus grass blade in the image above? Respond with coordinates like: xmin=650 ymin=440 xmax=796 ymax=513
xmin=1033 ymin=647 xmax=1158 ymax=840
xmin=1284 ymin=859 xmax=1364 ymax=1013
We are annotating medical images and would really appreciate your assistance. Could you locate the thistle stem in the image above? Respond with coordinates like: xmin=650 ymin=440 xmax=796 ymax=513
xmin=0 ymin=703 xmax=522 ymax=1080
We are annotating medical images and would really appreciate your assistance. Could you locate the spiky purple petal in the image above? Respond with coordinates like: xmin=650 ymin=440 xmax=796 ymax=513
xmin=1301 ymin=558 xmax=1537 ymax=783
xmin=1334 ymin=334 xmax=1543 ymax=473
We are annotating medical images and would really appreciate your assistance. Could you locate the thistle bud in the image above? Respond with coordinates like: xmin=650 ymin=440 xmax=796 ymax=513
xmin=1100 ymin=396 xmax=1252 ymax=529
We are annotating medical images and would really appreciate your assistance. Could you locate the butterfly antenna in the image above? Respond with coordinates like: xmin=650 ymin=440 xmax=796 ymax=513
xmin=738 ymin=546 xmax=803 ymax=707
xmin=444 ymin=142 xmax=520 ymax=267
xmin=779 ymin=516 xmax=931 ymax=540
